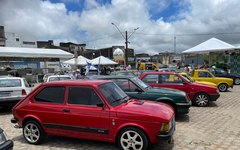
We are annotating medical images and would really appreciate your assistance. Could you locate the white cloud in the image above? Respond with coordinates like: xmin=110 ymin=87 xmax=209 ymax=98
xmin=0 ymin=0 xmax=240 ymax=54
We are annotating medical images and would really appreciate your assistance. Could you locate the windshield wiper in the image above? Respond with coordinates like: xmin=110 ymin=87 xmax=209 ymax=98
xmin=122 ymin=96 xmax=129 ymax=102
xmin=111 ymin=96 xmax=129 ymax=104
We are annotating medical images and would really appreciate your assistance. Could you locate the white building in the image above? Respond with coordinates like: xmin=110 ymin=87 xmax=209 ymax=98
xmin=5 ymin=32 xmax=37 ymax=48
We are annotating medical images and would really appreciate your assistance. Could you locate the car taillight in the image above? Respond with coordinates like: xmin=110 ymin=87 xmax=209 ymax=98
xmin=22 ymin=89 xmax=27 ymax=96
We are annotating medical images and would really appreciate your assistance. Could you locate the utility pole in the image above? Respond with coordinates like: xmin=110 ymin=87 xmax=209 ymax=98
xmin=111 ymin=23 xmax=139 ymax=66
xmin=125 ymin=31 xmax=129 ymax=66
xmin=174 ymin=36 xmax=176 ymax=55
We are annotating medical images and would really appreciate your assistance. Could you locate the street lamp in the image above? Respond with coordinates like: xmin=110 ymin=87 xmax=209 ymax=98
xmin=111 ymin=23 xmax=139 ymax=66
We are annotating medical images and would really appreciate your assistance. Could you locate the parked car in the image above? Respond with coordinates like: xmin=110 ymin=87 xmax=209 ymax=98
xmin=0 ymin=77 xmax=32 ymax=107
xmin=139 ymin=72 xmax=220 ymax=107
xmin=190 ymin=70 xmax=233 ymax=92
xmin=208 ymin=68 xmax=240 ymax=85
xmin=0 ymin=127 xmax=13 ymax=150
xmin=92 ymin=76 xmax=191 ymax=115
xmin=110 ymin=70 xmax=136 ymax=77
xmin=92 ymin=75 xmax=191 ymax=115
xmin=11 ymin=80 xmax=175 ymax=150
xmin=42 ymin=73 xmax=54 ymax=82
xmin=46 ymin=75 xmax=72 ymax=82
xmin=179 ymin=72 xmax=217 ymax=87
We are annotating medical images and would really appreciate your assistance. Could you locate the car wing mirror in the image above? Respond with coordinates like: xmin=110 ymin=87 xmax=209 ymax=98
xmin=96 ymin=102 xmax=106 ymax=110
xmin=97 ymin=102 xmax=104 ymax=107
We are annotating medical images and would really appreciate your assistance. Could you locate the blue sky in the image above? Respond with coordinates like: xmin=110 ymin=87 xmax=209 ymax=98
xmin=49 ymin=0 xmax=184 ymax=22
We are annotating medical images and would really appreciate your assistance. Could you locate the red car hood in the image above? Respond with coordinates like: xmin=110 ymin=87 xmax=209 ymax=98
xmin=113 ymin=99 xmax=174 ymax=122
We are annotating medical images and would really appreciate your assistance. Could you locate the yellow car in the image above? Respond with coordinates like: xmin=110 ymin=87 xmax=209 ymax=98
xmin=190 ymin=70 xmax=233 ymax=92
xmin=179 ymin=72 xmax=217 ymax=87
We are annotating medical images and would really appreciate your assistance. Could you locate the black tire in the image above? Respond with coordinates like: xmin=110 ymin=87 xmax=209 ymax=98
xmin=218 ymin=83 xmax=228 ymax=92
xmin=234 ymin=78 xmax=240 ymax=85
xmin=193 ymin=93 xmax=210 ymax=107
xmin=117 ymin=127 xmax=149 ymax=150
xmin=23 ymin=120 xmax=46 ymax=145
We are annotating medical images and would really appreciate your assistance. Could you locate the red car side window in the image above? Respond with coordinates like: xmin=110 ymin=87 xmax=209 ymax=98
xmin=67 ymin=87 xmax=102 ymax=106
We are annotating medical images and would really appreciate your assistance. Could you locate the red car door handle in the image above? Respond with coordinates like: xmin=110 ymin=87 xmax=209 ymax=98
xmin=62 ymin=109 xmax=70 ymax=113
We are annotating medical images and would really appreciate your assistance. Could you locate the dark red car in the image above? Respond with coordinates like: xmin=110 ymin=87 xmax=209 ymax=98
xmin=139 ymin=72 xmax=220 ymax=107
xmin=11 ymin=80 xmax=175 ymax=150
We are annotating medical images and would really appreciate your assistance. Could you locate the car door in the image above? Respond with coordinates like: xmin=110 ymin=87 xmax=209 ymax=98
xmin=158 ymin=74 xmax=187 ymax=92
xmin=33 ymin=86 xmax=66 ymax=134
xmin=197 ymin=71 xmax=217 ymax=84
xmin=112 ymin=79 xmax=148 ymax=99
xmin=61 ymin=86 xmax=110 ymax=141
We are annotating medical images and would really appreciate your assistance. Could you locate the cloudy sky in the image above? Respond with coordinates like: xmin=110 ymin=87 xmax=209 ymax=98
xmin=1 ymin=0 xmax=240 ymax=54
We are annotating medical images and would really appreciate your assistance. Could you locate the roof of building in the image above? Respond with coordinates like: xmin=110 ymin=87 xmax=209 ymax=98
xmin=0 ymin=47 xmax=74 ymax=59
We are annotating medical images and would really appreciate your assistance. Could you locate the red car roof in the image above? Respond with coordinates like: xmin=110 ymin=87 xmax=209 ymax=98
xmin=42 ymin=79 xmax=111 ymax=86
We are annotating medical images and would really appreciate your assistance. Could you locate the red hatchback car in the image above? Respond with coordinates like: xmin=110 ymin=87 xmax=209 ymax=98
xmin=140 ymin=72 xmax=220 ymax=107
xmin=11 ymin=80 xmax=175 ymax=150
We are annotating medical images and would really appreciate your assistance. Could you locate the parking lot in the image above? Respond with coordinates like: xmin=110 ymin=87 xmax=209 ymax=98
xmin=1 ymin=86 xmax=240 ymax=150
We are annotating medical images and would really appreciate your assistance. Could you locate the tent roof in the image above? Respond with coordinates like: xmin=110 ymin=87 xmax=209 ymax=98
xmin=0 ymin=47 xmax=73 ymax=59
xmin=64 ymin=55 xmax=91 ymax=65
xmin=182 ymin=37 xmax=236 ymax=54
xmin=91 ymin=56 xmax=118 ymax=65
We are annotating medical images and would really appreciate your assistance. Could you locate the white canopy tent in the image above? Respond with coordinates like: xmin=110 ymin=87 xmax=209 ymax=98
xmin=91 ymin=56 xmax=118 ymax=65
xmin=0 ymin=47 xmax=74 ymax=59
xmin=64 ymin=55 xmax=91 ymax=65
xmin=182 ymin=38 xmax=236 ymax=54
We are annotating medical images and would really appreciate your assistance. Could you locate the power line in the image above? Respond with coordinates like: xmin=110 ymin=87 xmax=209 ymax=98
xmin=85 ymin=31 xmax=240 ymax=43
xmin=134 ymin=32 xmax=240 ymax=36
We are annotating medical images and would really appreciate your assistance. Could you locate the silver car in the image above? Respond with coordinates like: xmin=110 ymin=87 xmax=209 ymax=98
xmin=0 ymin=77 xmax=32 ymax=107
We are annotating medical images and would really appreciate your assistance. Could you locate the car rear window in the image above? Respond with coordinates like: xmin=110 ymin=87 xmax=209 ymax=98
xmin=0 ymin=79 xmax=21 ymax=87
xmin=35 ymin=86 xmax=65 ymax=104
xmin=49 ymin=77 xmax=71 ymax=81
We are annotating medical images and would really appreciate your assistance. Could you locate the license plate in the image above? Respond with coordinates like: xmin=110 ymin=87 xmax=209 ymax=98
xmin=0 ymin=92 xmax=10 ymax=97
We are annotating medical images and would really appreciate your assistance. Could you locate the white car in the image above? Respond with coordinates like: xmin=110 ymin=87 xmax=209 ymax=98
xmin=0 ymin=77 xmax=32 ymax=107
xmin=46 ymin=75 xmax=72 ymax=82
xmin=42 ymin=73 xmax=55 ymax=82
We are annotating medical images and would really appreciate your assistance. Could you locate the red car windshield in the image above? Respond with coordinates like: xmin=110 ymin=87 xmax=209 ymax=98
xmin=98 ymin=82 xmax=129 ymax=106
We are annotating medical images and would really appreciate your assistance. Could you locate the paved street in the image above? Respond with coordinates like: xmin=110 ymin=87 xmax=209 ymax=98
xmin=1 ymin=87 xmax=240 ymax=150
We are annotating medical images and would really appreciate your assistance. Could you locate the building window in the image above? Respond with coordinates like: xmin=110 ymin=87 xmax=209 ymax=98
xmin=23 ymin=41 xmax=35 ymax=45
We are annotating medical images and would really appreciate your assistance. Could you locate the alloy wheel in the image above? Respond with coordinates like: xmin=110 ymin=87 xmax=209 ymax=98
xmin=218 ymin=84 xmax=227 ymax=92
xmin=120 ymin=130 xmax=144 ymax=150
xmin=194 ymin=93 xmax=209 ymax=107
xmin=234 ymin=78 xmax=240 ymax=85
xmin=24 ymin=123 xmax=40 ymax=143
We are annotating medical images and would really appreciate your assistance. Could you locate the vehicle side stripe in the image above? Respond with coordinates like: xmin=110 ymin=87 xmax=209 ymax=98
xmin=43 ymin=123 xmax=108 ymax=134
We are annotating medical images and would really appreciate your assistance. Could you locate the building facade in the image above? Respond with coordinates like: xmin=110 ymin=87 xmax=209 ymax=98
xmin=60 ymin=42 xmax=86 ymax=57
xmin=0 ymin=26 xmax=6 ymax=46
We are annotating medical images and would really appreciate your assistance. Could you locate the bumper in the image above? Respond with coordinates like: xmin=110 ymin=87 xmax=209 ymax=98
xmin=0 ymin=97 xmax=23 ymax=106
xmin=0 ymin=140 xmax=14 ymax=150
xmin=175 ymin=101 xmax=191 ymax=115
xmin=209 ymin=93 xmax=220 ymax=101
xmin=156 ymin=120 xmax=175 ymax=142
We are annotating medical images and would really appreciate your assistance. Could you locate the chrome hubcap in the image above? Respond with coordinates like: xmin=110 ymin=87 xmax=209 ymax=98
xmin=121 ymin=130 xmax=143 ymax=150
xmin=24 ymin=123 xmax=40 ymax=143
xmin=196 ymin=94 xmax=208 ymax=106
xmin=219 ymin=84 xmax=227 ymax=91
xmin=235 ymin=78 xmax=240 ymax=85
